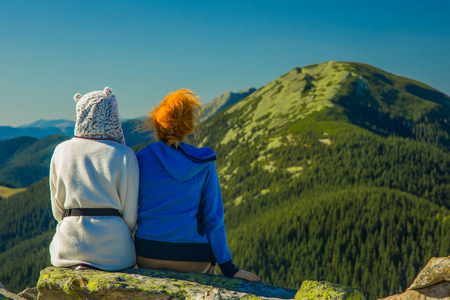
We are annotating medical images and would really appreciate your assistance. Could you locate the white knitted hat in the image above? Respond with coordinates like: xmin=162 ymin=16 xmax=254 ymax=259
xmin=73 ymin=87 xmax=126 ymax=145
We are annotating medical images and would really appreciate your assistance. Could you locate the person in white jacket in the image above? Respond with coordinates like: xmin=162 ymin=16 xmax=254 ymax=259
xmin=49 ymin=87 xmax=139 ymax=271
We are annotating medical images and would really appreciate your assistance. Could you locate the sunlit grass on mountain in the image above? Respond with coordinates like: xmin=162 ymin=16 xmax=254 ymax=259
xmin=0 ymin=185 xmax=26 ymax=199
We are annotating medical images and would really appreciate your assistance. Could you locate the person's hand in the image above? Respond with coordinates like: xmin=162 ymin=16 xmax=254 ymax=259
xmin=233 ymin=269 xmax=261 ymax=282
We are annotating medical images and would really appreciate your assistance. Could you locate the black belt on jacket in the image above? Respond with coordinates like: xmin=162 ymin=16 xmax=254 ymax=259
xmin=62 ymin=208 xmax=122 ymax=220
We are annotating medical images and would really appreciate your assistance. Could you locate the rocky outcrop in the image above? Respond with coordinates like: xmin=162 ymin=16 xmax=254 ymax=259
xmin=0 ymin=282 xmax=26 ymax=299
xmin=379 ymin=256 xmax=450 ymax=300
xmin=17 ymin=287 xmax=38 ymax=300
xmin=1 ymin=266 xmax=366 ymax=300
xmin=4 ymin=257 xmax=448 ymax=299
xmin=36 ymin=267 xmax=297 ymax=299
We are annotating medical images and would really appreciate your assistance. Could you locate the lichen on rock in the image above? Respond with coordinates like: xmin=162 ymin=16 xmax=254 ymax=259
xmin=295 ymin=280 xmax=366 ymax=300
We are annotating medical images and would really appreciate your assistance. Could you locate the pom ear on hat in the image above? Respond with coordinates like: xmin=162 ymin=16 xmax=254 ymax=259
xmin=104 ymin=87 xmax=113 ymax=97
xmin=73 ymin=93 xmax=82 ymax=102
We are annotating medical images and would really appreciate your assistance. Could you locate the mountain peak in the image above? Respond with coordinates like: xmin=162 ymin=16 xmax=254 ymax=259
xmin=210 ymin=60 xmax=449 ymax=144
xmin=200 ymin=87 xmax=257 ymax=122
xmin=222 ymin=61 xmax=354 ymax=137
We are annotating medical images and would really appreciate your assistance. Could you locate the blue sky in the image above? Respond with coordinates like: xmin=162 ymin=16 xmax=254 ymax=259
xmin=0 ymin=0 xmax=449 ymax=126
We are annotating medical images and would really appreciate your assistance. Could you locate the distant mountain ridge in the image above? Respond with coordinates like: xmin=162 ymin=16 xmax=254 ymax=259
xmin=200 ymin=87 xmax=256 ymax=122
xmin=18 ymin=119 xmax=75 ymax=130
xmin=0 ymin=86 xmax=256 ymax=141
xmin=0 ymin=126 xmax=69 ymax=141
xmin=0 ymin=119 xmax=75 ymax=141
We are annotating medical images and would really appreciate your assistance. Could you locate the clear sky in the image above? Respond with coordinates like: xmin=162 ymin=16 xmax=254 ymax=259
xmin=0 ymin=0 xmax=449 ymax=126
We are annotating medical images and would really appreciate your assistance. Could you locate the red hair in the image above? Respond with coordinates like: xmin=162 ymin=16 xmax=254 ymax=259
xmin=139 ymin=89 xmax=202 ymax=147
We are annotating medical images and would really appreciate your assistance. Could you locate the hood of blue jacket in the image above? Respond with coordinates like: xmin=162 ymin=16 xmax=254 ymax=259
xmin=148 ymin=141 xmax=216 ymax=182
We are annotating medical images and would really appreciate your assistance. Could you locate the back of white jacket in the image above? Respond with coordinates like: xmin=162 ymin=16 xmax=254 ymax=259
xmin=49 ymin=138 xmax=139 ymax=271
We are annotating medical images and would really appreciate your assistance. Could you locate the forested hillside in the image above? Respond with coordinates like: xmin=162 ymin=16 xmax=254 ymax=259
xmin=0 ymin=61 xmax=448 ymax=299
xmin=0 ymin=135 xmax=70 ymax=187
xmin=211 ymin=128 xmax=449 ymax=299
xmin=0 ymin=178 xmax=54 ymax=292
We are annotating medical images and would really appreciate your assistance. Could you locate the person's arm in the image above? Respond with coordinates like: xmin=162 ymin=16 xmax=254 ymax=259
xmin=121 ymin=151 xmax=139 ymax=233
xmin=50 ymin=151 xmax=64 ymax=222
xmin=201 ymin=162 xmax=261 ymax=281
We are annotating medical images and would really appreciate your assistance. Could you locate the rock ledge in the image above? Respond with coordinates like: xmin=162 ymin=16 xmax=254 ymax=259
xmin=37 ymin=267 xmax=296 ymax=299
xmin=1 ymin=266 xmax=369 ymax=299
xmin=379 ymin=256 xmax=450 ymax=300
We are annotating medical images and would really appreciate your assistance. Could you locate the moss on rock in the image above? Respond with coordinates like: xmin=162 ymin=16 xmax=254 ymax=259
xmin=295 ymin=280 xmax=366 ymax=300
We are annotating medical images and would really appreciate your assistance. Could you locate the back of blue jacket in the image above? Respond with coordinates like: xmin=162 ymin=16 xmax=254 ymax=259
xmin=135 ymin=141 xmax=233 ymax=266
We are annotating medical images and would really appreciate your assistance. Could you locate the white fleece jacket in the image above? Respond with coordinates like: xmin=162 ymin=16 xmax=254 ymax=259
xmin=49 ymin=138 xmax=139 ymax=270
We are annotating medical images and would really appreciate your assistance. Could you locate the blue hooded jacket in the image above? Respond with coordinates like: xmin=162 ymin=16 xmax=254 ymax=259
xmin=134 ymin=141 xmax=238 ymax=277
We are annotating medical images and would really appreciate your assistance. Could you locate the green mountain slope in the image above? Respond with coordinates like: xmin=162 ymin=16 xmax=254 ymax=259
xmin=0 ymin=178 xmax=55 ymax=292
xmin=0 ymin=136 xmax=37 ymax=167
xmin=215 ymin=129 xmax=450 ymax=299
xmin=227 ymin=186 xmax=449 ymax=297
xmin=0 ymin=231 xmax=53 ymax=293
xmin=204 ymin=61 xmax=449 ymax=147
xmin=0 ymin=135 xmax=70 ymax=187
xmin=197 ymin=61 xmax=450 ymax=299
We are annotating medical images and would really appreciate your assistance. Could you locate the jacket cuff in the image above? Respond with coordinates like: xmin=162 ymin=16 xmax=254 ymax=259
xmin=218 ymin=260 xmax=239 ymax=277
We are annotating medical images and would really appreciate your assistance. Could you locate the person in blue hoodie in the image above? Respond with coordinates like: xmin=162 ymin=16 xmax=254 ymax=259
xmin=134 ymin=89 xmax=261 ymax=282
